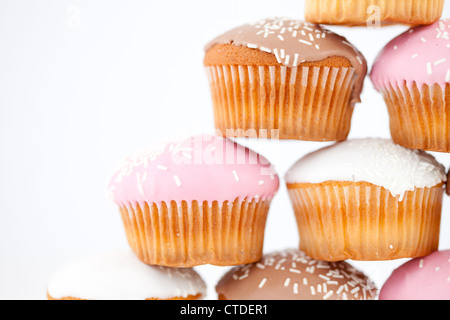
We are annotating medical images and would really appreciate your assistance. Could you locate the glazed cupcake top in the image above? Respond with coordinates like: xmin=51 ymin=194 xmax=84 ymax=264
xmin=216 ymin=249 xmax=377 ymax=300
xmin=48 ymin=250 xmax=207 ymax=300
xmin=371 ymin=19 xmax=450 ymax=91
xmin=205 ymin=18 xmax=367 ymax=102
xmin=379 ymin=250 xmax=450 ymax=300
xmin=108 ymin=135 xmax=279 ymax=208
xmin=285 ymin=138 xmax=446 ymax=199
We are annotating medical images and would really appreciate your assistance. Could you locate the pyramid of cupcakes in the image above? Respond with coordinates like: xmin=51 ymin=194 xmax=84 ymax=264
xmin=48 ymin=1 xmax=450 ymax=300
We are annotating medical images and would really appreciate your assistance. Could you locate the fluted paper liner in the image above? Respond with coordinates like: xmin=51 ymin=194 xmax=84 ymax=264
xmin=305 ymin=0 xmax=444 ymax=25
xmin=120 ymin=198 xmax=271 ymax=267
xmin=47 ymin=293 xmax=203 ymax=301
xmin=381 ymin=83 xmax=450 ymax=153
xmin=206 ymin=65 xmax=356 ymax=141
xmin=287 ymin=181 xmax=444 ymax=261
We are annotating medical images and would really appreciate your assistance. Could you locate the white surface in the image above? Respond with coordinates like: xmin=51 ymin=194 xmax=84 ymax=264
xmin=285 ymin=138 xmax=447 ymax=199
xmin=0 ymin=0 xmax=449 ymax=300
xmin=47 ymin=250 xmax=206 ymax=300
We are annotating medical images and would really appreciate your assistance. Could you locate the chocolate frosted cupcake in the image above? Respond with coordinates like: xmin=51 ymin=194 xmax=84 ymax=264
xmin=204 ymin=18 xmax=367 ymax=141
xmin=216 ymin=249 xmax=377 ymax=300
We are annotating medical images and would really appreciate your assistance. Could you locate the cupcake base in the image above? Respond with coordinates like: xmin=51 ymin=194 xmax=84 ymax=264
xmin=381 ymin=83 xmax=450 ymax=153
xmin=47 ymin=293 xmax=203 ymax=300
xmin=206 ymin=65 xmax=356 ymax=141
xmin=287 ymin=181 xmax=444 ymax=261
xmin=120 ymin=198 xmax=271 ymax=267
xmin=305 ymin=0 xmax=444 ymax=26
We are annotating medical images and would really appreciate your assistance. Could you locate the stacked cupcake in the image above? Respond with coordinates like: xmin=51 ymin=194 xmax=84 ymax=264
xmin=48 ymin=2 xmax=450 ymax=300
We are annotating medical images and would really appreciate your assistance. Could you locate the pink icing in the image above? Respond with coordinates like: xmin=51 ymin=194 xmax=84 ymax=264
xmin=371 ymin=19 xmax=450 ymax=91
xmin=107 ymin=135 xmax=279 ymax=208
xmin=379 ymin=250 xmax=450 ymax=300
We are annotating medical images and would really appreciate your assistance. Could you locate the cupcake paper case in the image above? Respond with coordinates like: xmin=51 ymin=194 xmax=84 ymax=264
xmin=47 ymin=250 xmax=206 ymax=300
xmin=204 ymin=18 xmax=367 ymax=141
xmin=216 ymin=249 xmax=378 ymax=300
xmin=285 ymin=138 xmax=446 ymax=262
xmin=107 ymin=134 xmax=279 ymax=268
xmin=371 ymin=19 xmax=450 ymax=153
xmin=380 ymin=250 xmax=450 ymax=300
xmin=305 ymin=0 xmax=444 ymax=26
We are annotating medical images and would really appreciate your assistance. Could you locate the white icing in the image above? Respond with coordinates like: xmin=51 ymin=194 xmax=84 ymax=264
xmin=48 ymin=250 xmax=206 ymax=300
xmin=285 ymin=139 xmax=446 ymax=198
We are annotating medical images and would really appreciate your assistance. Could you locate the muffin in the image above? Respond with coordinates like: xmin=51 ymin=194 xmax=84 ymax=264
xmin=204 ymin=18 xmax=367 ymax=141
xmin=380 ymin=250 xmax=450 ymax=300
xmin=285 ymin=138 xmax=446 ymax=262
xmin=216 ymin=249 xmax=378 ymax=300
xmin=47 ymin=250 xmax=206 ymax=300
xmin=371 ymin=19 xmax=450 ymax=153
xmin=447 ymin=169 xmax=450 ymax=196
xmin=107 ymin=134 xmax=279 ymax=267
xmin=305 ymin=0 xmax=444 ymax=26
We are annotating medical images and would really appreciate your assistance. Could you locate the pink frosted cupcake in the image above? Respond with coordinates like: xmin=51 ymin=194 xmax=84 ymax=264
xmin=107 ymin=135 xmax=279 ymax=267
xmin=380 ymin=250 xmax=450 ymax=300
xmin=371 ymin=19 xmax=450 ymax=153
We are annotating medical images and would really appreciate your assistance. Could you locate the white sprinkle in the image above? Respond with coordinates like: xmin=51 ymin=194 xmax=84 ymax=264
xmin=447 ymin=276 xmax=450 ymax=282
xmin=336 ymin=285 xmax=345 ymax=295
xmin=259 ymin=180 xmax=265 ymax=185
xmin=434 ymin=58 xmax=447 ymax=66
xmin=290 ymin=268 xmax=301 ymax=274
xmin=315 ymin=44 xmax=320 ymax=50
xmin=181 ymin=152 xmax=192 ymax=159
xmin=277 ymin=35 xmax=285 ymax=41
xmin=427 ymin=62 xmax=433 ymax=75
xmin=303 ymin=278 xmax=308 ymax=285
xmin=280 ymin=49 xmax=286 ymax=59
xmin=299 ymin=39 xmax=312 ymax=46
xmin=421 ymin=37 xmax=427 ymax=43
xmin=357 ymin=56 xmax=363 ymax=65
xmin=319 ymin=275 xmax=330 ymax=281
xmin=351 ymin=287 xmax=360 ymax=294
xmin=284 ymin=278 xmax=291 ymax=287
xmin=323 ymin=291 xmax=334 ymax=300
xmin=174 ymin=175 xmax=182 ymax=187
xmin=411 ymin=54 xmax=419 ymax=59
xmin=247 ymin=43 xmax=258 ymax=49
xmin=259 ymin=278 xmax=267 ymax=289
xmin=394 ymin=45 xmax=398 ymax=50
xmin=157 ymin=165 xmax=168 ymax=171
xmin=293 ymin=283 xmax=299 ymax=294
xmin=446 ymin=70 xmax=450 ymax=82
xmin=419 ymin=259 xmax=424 ymax=268
xmin=293 ymin=31 xmax=298 ymax=37
xmin=232 ymin=170 xmax=239 ymax=182
xmin=389 ymin=245 xmax=394 ymax=250
xmin=309 ymin=33 xmax=315 ymax=42
xmin=256 ymin=263 xmax=265 ymax=269
xmin=435 ymin=267 xmax=440 ymax=272
xmin=136 ymin=173 xmax=145 ymax=196
xmin=260 ymin=47 xmax=272 ymax=53
xmin=310 ymin=286 xmax=316 ymax=295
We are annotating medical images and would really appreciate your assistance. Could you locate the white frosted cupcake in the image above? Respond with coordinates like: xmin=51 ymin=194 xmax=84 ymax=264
xmin=47 ymin=250 xmax=206 ymax=300
xmin=285 ymin=138 xmax=446 ymax=262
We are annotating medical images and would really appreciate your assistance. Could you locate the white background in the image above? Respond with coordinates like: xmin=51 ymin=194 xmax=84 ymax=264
xmin=0 ymin=0 xmax=449 ymax=300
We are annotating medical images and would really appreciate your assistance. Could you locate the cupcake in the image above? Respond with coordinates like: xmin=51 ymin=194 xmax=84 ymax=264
xmin=107 ymin=134 xmax=279 ymax=267
xmin=380 ymin=250 xmax=450 ymax=300
xmin=204 ymin=18 xmax=367 ymax=141
xmin=216 ymin=249 xmax=378 ymax=300
xmin=447 ymin=169 xmax=450 ymax=196
xmin=47 ymin=250 xmax=206 ymax=300
xmin=305 ymin=0 xmax=444 ymax=26
xmin=371 ymin=19 xmax=450 ymax=153
xmin=285 ymin=138 xmax=446 ymax=262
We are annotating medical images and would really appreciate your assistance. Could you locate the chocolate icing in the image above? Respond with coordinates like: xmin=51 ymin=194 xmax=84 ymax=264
xmin=216 ymin=249 xmax=377 ymax=300
xmin=205 ymin=18 xmax=367 ymax=103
